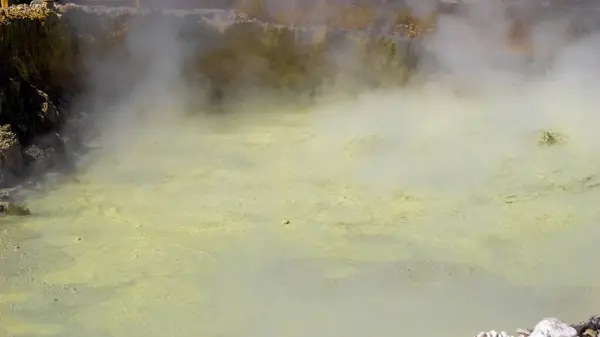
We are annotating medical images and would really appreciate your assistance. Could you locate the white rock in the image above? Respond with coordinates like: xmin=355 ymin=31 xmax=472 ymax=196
xmin=529 ymin=318 xmax=577 ymax=337
xmin=475 ymin=330 xmax=514 ymax=337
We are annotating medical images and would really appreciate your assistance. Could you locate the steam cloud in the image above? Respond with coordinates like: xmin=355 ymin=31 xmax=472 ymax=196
xmin=62 ymin=1 xmax=600 ymax=336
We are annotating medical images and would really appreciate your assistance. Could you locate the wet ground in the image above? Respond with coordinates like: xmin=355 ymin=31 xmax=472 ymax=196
xmin=1 ymin=88 xmax=600 ymax=337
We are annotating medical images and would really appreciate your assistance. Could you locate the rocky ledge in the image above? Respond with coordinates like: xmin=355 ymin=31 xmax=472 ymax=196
xmin=477 ymin=316 xmax=600 ymax=337
xmin=0 ymin=75 xmax=78 ymax=217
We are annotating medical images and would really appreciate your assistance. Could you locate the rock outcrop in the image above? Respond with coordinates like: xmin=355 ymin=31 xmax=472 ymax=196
xmin=0 ymin=76 xmax=68 ymax=189
xmin=0 ymin=124 xmax=24 ymax=187
xmin=0 ymin=76 xmax=61 ymax=145
xmin=529 ymin=318 xmax=578 ymax=337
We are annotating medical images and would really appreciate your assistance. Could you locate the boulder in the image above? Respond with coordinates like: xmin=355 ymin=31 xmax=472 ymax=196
xmin=572 ymin=315 xmax=600 ymax=336
xmin=23 ymin=131 xmax=68 ymax=174
xmin=0 ymin=77 xmax=61 ymax=150
xmin=529 ymin=318 xmax=577 ymax=337
xmin=590 ymin=316 xmax=600 ymax=330
xmin=0 ymin=188 xmax=30 ymax=216
xmin=0 ymin=201 xmax=31 ymax=216
xmin=0 ymin=124 xmax=24 ymax=187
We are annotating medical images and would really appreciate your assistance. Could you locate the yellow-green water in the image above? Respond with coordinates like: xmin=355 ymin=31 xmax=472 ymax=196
xmin=1 ymin=89 xmax=600 ymax=337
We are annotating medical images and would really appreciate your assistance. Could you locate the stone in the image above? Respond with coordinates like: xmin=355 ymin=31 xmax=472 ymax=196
xmin=0 ymin=202 xmax=31 ymax=216
xmin=0 ymin=190 xmax=10 ymax=202
xmin=476 ymin=330 xmax=513 ymax=337
xmin=36 ymin=89 xmax=60 ymax=124
xmin=23 ymin=135 xmax=65 ymax=173
xmin=0 ymin=77 xmax=62 ymax=152
xmin=20 ymin=129 xmax=70 ymax=178
xmin=538 ymin=130 xmax=566 ymax=146
xmin=572 ymin=313 xmax=600 ymax=335
xmin=41 ymin=0 xmax=54 ymax=9
xmin=0 ymin=125 xmax=24 ymax=187
xmin=589 ymin=315 xmax=600 ymax=330
xmin=23 ymin=144 xmax=54 ymax=169
xmin=0 ymin=189 xmax=30 ymax=216
xmin=529 ymin=318 xmax=577 ymax=337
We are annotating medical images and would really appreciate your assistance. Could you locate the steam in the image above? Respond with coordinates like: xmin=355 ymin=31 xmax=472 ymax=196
xmin=57 ymin=1 xmax=600 ymax=336
xmin=76 ymin=11 xmax=194 ymax=151
xmin=406 ymin=0 xmax=437 ymax=17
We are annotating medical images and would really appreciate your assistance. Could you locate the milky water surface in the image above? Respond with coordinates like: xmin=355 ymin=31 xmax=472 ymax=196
xmin=1 ymin=95 xmax=600 ymax=337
